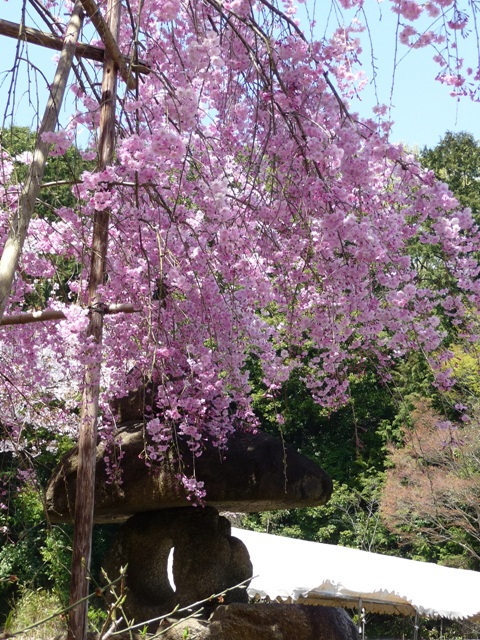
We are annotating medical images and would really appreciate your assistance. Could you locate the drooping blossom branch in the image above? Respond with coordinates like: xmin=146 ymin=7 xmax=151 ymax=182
xmin=1 ymin=0 xmax=480 ymax=471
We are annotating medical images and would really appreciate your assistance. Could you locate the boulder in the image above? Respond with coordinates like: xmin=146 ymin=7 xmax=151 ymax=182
xmin=102 ymin=507 xmax=253 ymax=624
xmin=46 ymin=425 xmax=332 ymax=523
xmin=157 ymin=604 xmax=358 ymax=640
xmin=208 ymin=604 xmax=358 ymax=640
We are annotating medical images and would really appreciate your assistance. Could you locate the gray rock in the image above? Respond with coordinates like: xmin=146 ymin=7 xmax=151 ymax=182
xmin=102 ymin=507 xmax=253 ymax=624
xmin=157 ymin=604 xmax=357 ymax=640
xmin=46 ymin=426 xmax=332 ymax=523
xmin=208 ymin=603 xmax=358 ymax=640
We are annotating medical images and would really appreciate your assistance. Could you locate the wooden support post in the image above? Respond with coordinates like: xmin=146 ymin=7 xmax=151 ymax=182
xmin=67 ymin=1 xmax=121 ymax=638
xmin=0 ymin=1 xmax=85 ymax=320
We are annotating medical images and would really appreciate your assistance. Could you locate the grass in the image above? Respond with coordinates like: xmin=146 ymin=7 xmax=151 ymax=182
xmin=4 ymin=588 xmax=67 ymax=640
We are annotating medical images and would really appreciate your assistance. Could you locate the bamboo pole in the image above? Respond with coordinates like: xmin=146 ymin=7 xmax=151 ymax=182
xmin=0 ymin=18 xmax=149 ymax=74
xmin=0 ymin=2 xmax=85 ymax=321
xmin=0 ymin=303 xmax=138 ymax=327
xmin=67 ymin=1 xmax=121 ymax=638
xmin=79 ymin=0 xmax=136 ymax=89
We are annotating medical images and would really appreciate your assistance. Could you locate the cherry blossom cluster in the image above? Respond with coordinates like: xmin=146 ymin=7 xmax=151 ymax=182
xmin=1 ymin=0 xmax=480 ymax=491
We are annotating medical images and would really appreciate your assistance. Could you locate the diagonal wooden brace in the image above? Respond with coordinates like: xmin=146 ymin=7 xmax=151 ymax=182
xmin=79 ymin=0 xmax=138 ymax=89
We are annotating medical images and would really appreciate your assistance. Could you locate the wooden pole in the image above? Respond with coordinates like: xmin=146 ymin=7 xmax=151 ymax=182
xmin=79 ymin=0 xmax=136 ymax=89
xmin=0 ymin=18 xmax=149 ymax=74
xmin=0 ymin=303 xmax=138 ymax=327
xmin=67 ymin=1 xmax=121 ymax=638
xmin=0 ymin=1 xmax=85 ymax=320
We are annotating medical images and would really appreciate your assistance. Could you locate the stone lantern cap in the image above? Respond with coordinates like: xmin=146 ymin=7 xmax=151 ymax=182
xmin=46 ymin=425 xmax=332 ymax=524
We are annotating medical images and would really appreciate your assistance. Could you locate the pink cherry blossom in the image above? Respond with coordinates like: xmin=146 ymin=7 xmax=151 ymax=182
xmin=1 ymin=0 xmax=480 ymax=498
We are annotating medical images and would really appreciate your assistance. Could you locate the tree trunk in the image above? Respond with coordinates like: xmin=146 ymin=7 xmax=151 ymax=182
xmin=0 ymin=1 xmax=84 ymax=320
xmin=67 ymin=2 xmax=121 ymax=639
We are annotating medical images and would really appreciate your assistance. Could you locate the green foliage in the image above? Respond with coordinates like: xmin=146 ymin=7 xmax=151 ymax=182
xmin=0 ymin=478 xmax=72 ymax=617
xmin=244 ymin=477 xmax=397 ymax=553
xmin=247 ymin=324 xmax=416 ymax=560
xmin=1 ymin=126 xmax=87 ymax=213
xmin=87 ymin=600 xmax=109 ymax=634
xmin=0 ymin=125 xmax=91 ymax=309
xmin=441 ymin=340 xmax=480 ymax=412
xmin=39 ymin=527 xmax=74 ymax=604
xmin=0 ymin=483 xmax=45 ymax=586
xmin=252 ymin=365 xmax=397 ymax=486
xmin=420 ymin=131 xmax=480 ymax=216
xmin=0 ymin=445 xmax=118 ymax=625
xmin=0 ymin=425 xmax=78 ymax=616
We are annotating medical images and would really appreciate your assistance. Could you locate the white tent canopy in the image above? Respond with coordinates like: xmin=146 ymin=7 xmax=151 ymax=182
xmin=232 ymin=527 xmax=480 ymax=621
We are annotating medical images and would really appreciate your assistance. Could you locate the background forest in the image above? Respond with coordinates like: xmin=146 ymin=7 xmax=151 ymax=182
xmin=1 ymin=126 xmax=480 ymax=637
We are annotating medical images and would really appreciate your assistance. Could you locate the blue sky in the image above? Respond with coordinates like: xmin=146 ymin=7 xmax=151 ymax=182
xmin=1 ymin=0 xmax=479 ymax=149
xmin=1 ymin=1 xmax=80 ymax=132
xmin=338 ymin=2 xmax=480 ymax=150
